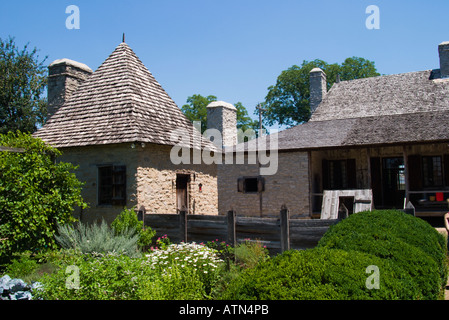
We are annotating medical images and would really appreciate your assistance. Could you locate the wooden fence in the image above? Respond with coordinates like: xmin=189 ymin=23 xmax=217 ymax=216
xmin=142 ymin=208 xmax=339 ymax=254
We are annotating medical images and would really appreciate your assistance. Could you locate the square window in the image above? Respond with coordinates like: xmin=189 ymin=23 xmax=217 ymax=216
xmin=98 ymin=165 xmax=126 ymax=206
xmin=237 ymin=177 xmax=265 ymax=193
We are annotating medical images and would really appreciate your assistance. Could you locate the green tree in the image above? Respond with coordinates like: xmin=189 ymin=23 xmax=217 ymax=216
xmin=181 ymin=94 xmax=216 ymax=134
xmin=0 ymin=131 xmax=87 ymax=259
xmin=181 ymin=94 xmax=258 ymax=135
xmin=263 ymin=57 xmax=380 ymax=127
xmin=0 ymin=36 xmax=48 ymax=134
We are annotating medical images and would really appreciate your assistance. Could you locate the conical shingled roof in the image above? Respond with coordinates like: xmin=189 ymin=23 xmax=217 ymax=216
xmin=35 ymin=42 xmax=217 ymax=151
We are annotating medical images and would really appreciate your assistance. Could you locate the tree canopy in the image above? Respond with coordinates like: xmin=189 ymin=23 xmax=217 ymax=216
xmin=0 ymin=36 xmax=48 ymax=134
xmin=181 ymin=94 xmax=258 ymax=134
xmin=263 ymin=57 xmax=380 ymax=127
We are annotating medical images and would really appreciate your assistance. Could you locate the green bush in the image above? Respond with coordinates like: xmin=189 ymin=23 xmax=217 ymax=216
xmin=3 ymin=250 xmax=60 ymax=284
xmin=0 ymin=131 xmax=87 ymax=259
xmin=4 ymin=252 xmax=39 ymax=279
xmin=111 ymin=207 xmax=156 ymax=250
xmin=318 ymin=232 xmax=440 ymax=299
xmin=234 ymin=240 xmax=269 ymax=269
xmin=138 ymin=262 xmax=206 ymax=300
xmin=55 ymin=220 xmax=141 ymax=258
xmin=318 ymin=210 xmax=448 ymax=293
xmin=221 ymin=248 xmax=421 ymax=300
xmin=34 ymin=252 xmax=145 ymax=300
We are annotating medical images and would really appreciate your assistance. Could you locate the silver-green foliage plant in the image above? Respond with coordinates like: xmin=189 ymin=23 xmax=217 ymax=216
xmin=55 ymin=220 xmax=141 ymax=258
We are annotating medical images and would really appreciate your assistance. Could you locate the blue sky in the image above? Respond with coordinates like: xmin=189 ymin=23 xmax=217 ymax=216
xmin=1 ymin=1 xmax=449 ymax=128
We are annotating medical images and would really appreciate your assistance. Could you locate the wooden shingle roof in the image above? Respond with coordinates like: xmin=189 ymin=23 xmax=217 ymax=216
xmin=35 ymin=43 xmax=217 ymax=151
xmin=227 ymin=69 xmax=449 ymax=153
xmin=311 ymin=70 xmax=449 ymax=121
xmin=232 ymin=110 xmax=449 ymax=152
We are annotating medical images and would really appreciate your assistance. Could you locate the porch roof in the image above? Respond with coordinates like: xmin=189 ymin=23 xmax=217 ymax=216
xmin=227 ymin=110 xmax=449 ymax=152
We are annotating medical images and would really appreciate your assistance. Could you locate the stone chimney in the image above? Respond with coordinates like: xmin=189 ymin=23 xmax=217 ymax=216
xmin=439 ymin=41 xmax=449 ymax=79
xmin=206 ymin=101 xmax=237 ymax=148
xmin=47 ymin=58 xmax=92 ymax=119
xmin=309 ymin=67 xmax=327 ymax=114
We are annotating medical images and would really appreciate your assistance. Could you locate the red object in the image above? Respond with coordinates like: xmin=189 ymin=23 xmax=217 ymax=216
xmin=436 ymin=192 xmax=444 ymax=202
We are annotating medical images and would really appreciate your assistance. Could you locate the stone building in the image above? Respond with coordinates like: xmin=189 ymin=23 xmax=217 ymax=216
xmin=217 ymin=41 xmax=449 ymax=219
xmin=34 ymin=41 xmax=220 ymax=223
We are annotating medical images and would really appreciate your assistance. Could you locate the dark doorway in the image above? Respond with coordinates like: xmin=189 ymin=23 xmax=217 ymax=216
xmin=176 ymin=174 xmax=190 ymax=213
xmin=370 ymin=157 xmax=405 ymax=209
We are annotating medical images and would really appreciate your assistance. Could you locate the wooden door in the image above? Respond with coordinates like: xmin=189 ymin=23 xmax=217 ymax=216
xmin=176 ymin=174 xmax=190 ymax=213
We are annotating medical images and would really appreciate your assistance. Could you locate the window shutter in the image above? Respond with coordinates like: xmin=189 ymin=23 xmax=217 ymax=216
xmin=347 ymin=159 xmax=357 ymax=189
xmin=112 ymin=165 xmax=126 ymax=206
xmin=237 ymin=177 xmax=244 ymax=192
xmin=370 ymin=157 xmax=382 ymax=207
xmin=257 ymin=177 xmax=265 ymax=192
xmin=408 ymin=155 xmax=422 ymax=191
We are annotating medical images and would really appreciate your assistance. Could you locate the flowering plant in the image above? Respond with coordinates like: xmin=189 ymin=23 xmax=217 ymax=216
xmin=145 ymin=242 xmax=224 ymax=296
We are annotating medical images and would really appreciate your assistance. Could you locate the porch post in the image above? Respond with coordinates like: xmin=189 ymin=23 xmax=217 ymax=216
xmin=366 ymin=148 xmax=372 ymax=189
xmin=403 ymin=146 xmax=410 ymax=206
xmin=308 ymin=150 xmax=313 ymax=217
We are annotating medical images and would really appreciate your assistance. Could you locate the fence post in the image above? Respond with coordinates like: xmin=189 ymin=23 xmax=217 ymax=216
xmin=280 ymin=205 xmax=290 ymax=252
xmin=227 ymin=210 xmax=236 ymax=247
xmin=180 ymin=210 xmax=187 ymax=243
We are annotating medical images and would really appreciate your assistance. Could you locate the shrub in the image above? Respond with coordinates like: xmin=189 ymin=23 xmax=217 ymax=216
xmin=318 ymin=210 xmax=448 ymax=292
xmin=318 ymin=232 xmax=440 ymax=299
xmin=234 ymin=240 xmax=269 ymax=269
xmin=138 ymin=262 xmax=206 ymax=300
xmin=221 ymin=248 xmax=421 ymax=300
xmin=0 ymin=131 xmax=87 ymax=260
xmin=111 ymin=207 xmax=155 ymax=250
xmin=34 ymin=252 xmax=145 ymax=300
xmin=3 ymin=252 xmax=39 ymax=280
xmin=55 ymin=220 xmax=141 ymax=258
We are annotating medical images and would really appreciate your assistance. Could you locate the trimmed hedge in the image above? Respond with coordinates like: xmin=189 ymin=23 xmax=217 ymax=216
xmin=318 ymin=209 xmax=448 ymax=296
xmin=222 ymin=210 xmax=448 ymax=300
xmin=221 ymin=247 xmax=421 ymax=300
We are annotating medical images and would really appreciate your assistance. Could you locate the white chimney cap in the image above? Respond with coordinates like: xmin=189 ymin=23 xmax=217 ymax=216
xmin=206 ymin=101 xmax=236 ymax=111
xmin=310 ymin=67 xmax=325 ymax=73
xmin=49 ymin=58 xmax=93 ymax=73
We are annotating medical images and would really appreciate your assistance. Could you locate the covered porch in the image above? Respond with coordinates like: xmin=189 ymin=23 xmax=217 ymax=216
xmin=309 ymin=142 xmax=449 ymax=218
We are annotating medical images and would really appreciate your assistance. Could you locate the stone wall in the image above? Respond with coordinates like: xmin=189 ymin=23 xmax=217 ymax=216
xmin=59 ymin=142 xmax=218 ymax=224
xmin=59 ymin=144 xmax=139 ymax=224
xmin=217 ymin=151 xmax=310 ymax=217
xmin=136 ymin=143 xmax=218 ymax=215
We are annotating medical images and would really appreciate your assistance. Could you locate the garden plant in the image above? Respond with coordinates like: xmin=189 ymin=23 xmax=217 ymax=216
xmin=0 ymin=209 xmax=447 ymax=300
